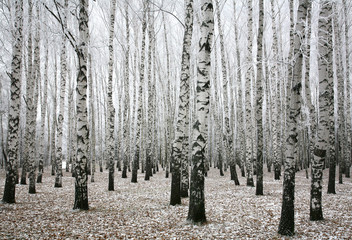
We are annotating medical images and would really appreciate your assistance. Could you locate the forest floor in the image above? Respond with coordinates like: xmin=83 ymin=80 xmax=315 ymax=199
xmin=0 ymin=166 xmax=352 ymax=239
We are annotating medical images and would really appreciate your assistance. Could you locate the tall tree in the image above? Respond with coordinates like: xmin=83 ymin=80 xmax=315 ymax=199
xmin=21 ymin=0 xmax=34 ymax=186
xmin=122 ymin=0 xmax=130 ymax=179
xmin=132 ymin=1 xmax=148 ymax=183
xmin=310 ymin=0 xmax=333 ymax=221
xmin=37 ymin=33 xmax=50 ymax=184
xmin=55 ymin=0 xmax=69 ymax=188
xmin=2 ymin=0 xmax=23 ymax=204
xmin=270 ymin=0 xmax=281 ymax=180
xmin=255 ymin=0 xmax=264 ymax=196
xmin=245 ymin=0 xmax=254 ymax=187
xmin=73 ymin=0 xmax=90 ymax=210
xmin=278 ymin=0 xmax=306 ymax=235
xmin=89 ymin=55 xmax=96 ymax=182
xmin=327 ymin=4 xmax=338 ymax=194
xmin=28 ymin=1 xmax=41 ymax=193
xmin=107 ymin=0 xmax=117 ymax=191
xmin=215 ymin=0 xmax=239 ymax=185
xmin=187 ymin=0 xmax=214 ymax=224
xmin=145 ymin=0 xmax=154 ymax=181
xmin=170 ymin=0 xmax=194 ymax=205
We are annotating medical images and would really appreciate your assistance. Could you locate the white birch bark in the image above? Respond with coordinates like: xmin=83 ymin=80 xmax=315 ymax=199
xmin=132 ymin=1 xmax=148 ymax=183
xmin=171 ymin=0 xmax=193 ymax=204
xmin=3 ymin=0 xmax=23 ymax=203
xmin=255 ymin=0 xmax=264 ymax=195
xmin=107 ymin=0 xmax=117 ymax=191
xmin=310 ymin=0 xmax=333 ymax=221
xmin=55 ymin=0 xmax=68 ymax=188
xmin=37 ymin=33 xmax=49 ymax=183
xmin=122 ymin=0 xmax=130 ymax=179
xmin=21 ymin=0 xmax=34 ymax=186
xmin=245 ymin=0 xmax=254 ymax=187
xmin=28 ymin=2 xmax=41 ymax=193
xmin=145 ymin=1 xmax=155 ymax=181
xmin=73 ymin=0 xmax=89 ymax=210
xmin=187 ymin=0 xmax=214 ymax=224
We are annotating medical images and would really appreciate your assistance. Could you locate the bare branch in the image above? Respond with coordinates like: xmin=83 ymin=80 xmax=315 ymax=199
xmin=43 ymin=2 xmax=76 ymax=49
xmin=148 ymin=0 xmax=185 ymax=28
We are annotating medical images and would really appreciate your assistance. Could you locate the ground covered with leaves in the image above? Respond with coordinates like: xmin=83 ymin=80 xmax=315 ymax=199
xmin=1 ymin=166 xmax=351 ymax=239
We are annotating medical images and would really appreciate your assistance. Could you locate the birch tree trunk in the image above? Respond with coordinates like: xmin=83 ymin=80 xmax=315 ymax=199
xmin=21 ymin=0 xmax=34 ymax=186
xmin=145 ymin=1 xmax=154 ymax=181
xmin=107 ymin=0 xmax=117 ymax=191
xmin=73 ymin=0 xmax=89 ymax=210
xmin=3 ymin=0 xmax=23 ymax=204
xmin=245 ymin=0 xmax=254 ymax=187
xmin=233 ymin=0 xmax=245 ymax=178
xmin=327 ymin=7 xmax=338 ymax=194
xmin=255 ymin=0 xmax=264 ymax=196
xmin=187 ymin=0 xmax=213 ymax=224
xmin=28 ymin=2 xmax=41 ymax=193
xmin=55 ymin=0 xmax=69 ymax=188
xmin=170 ymin=0 xmax=193 ymax=204
xmin=132 ymin=1 xmax=147 ymax=183
xmin=278 ymin=0 xmax=306 ymax=235
xmin=310 ymin=0 xmax=333 ymax=221
xmin=215 ymin=0 xmax=239 ymax=185
xmin=37 ymin=33 xmax=49 ymax=183
xmin=51 ymin=56 xmax=58 ymax=176
xmin=270 ymin=0 xmax=281 ymax=180
xmin=89 ymin=55 xmax=96 ymax=182
xmin=122 ymin=0 xmax=130 ymax=179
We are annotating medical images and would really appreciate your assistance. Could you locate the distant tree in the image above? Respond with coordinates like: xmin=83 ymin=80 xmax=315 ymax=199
xmin=50 ymin=55 xmax=58 ymax=177
xmin=89 ymin=55 xmax=96 ymax=183
xmin=187 ymin=0 xmax=214 ymax=224
xmin=37 ymin=33 xmax=50 ymax=184
xmin=270 ymin=0 xmax=281 ymax=180
xmin=170 ymin=0 xmax=193 ymax=205
xmin=215 ymin=0 xmax=239 ymax=185
xmin=3 ymin=0 xmax=23 ymax=204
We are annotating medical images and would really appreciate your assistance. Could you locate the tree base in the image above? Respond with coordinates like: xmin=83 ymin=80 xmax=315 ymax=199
xmin=246 ymin=178 xmax=254 ymax=187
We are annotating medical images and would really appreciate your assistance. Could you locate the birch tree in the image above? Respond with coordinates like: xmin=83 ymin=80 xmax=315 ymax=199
xmin=132 ymin=1 xmax=148 ymax=183
xmin=145 ymin=1 xmax=154 ymax=181
xmin=245 ymin=0 xmax=254 ymax=187
xmin=73 ymin=0 xmax=90 ymax=210
xmin=278 ymin=0 xmax=307 ymax=235
xmin=55 ymin=0 xmax=69 ymax=188
xmin=107 ymin=0 xmax=117 ymax=191
xmin=21 ymin=0 xmax=34 ymax=186
xmin=2 ymin=0 xmax=23 ymax=204
xmin=28 ymin=1 xmax=41 ymax=193
xmin=170 ymin=0 xmax=194 ymax=205
xmin=122 ymin=0 xmax=130 ymax=179
xmin=187 ymin=0 xmax=213 ymax=224
xmin=37 ymin=34 xmax=49 ymax=184
xmin=310 ymin=0 xmax=333 ymax=221
xmin=215 ymin=0 xmax=239 ymax=185
xmin=255 ymin=0 xmax=264 ymax=196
